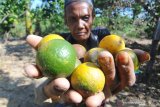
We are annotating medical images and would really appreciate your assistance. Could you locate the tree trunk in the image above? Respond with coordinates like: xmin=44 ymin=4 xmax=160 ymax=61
xmin=145 ymin=18 xmax=160 ymax=83
xmin=34 ymin=20 xmax=41 ymax=36
xmin=3 ymin=31 xmax=10 ymax=44
xmin=145 ymin=40 xmax=159 ymax=82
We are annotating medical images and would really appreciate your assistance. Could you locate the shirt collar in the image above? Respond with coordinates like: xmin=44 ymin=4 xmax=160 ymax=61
xmin=66 ymin=32 xmax=99 ymax=50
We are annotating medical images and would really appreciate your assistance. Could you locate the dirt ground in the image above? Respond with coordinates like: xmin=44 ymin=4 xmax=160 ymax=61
xmin=0 ymin=38 xmax=160 ymax=107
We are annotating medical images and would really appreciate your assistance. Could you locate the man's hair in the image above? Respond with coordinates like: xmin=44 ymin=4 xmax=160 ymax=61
xmin=64 ymin=0 xmax=94 ymax=9
xmin=64 ymin=0 xmax=95 ymax=16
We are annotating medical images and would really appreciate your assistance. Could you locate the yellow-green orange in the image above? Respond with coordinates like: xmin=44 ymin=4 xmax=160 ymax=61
xmin=71 ymin=62 xmax=105 ymax=98
xmin=99 ymin=34 xmax=125 ymax=54
xmin=38 ymin=34 xmax=64 ymax=47
xmin=36 ymin=39 xmax=76 ymax=78
xmin=84 ymin=47 xmax=105 ymax=65
xmin=74 ymin=58 xmax=81 ymax=68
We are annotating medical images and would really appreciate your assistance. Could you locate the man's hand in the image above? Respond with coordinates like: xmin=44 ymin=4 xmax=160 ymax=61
xmin=97 ymin=50 xmax=135 ymax=98
xmin=24 ymin=35 xmax=149 ymax=107
xmin=25 ymin=35 xmax=83 ymax=103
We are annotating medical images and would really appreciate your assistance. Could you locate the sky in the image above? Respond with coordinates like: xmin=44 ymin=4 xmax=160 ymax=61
xmin=31 ymin=0 xmax=42 ymax=9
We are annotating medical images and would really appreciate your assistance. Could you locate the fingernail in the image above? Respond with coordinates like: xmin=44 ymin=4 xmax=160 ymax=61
xmin=24 ymin=65 xmax=31 ymax=77
xmin=24 ymin=64 xmax=40 ymax=78
xmin=53 ymin=86 xmax=67 ymax=95
xmin=26 ymin=35 xmax=42 ymax=49
xmin=116 ymin=52 xmax=129 ymax=65
xmin=98 ymin=51 xmax=112 ymax=65
xmin=52 ymin=78 xmax=70 ymax=95
xmin=145 ymin=53 xmax=150 ymax=61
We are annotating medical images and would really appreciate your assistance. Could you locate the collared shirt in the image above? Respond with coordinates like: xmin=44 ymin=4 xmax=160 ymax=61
xmin=60 ymin=28 xmax=110 ymax=50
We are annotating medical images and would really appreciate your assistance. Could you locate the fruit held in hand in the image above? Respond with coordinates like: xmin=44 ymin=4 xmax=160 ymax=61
xmin=75 ymin=58 xmax=81 ymax=68
xmin=36 ymin=39 xmax=76 ymax=78
xmin=84 ymin=47 xmax=105 ymax=65
xmin=99 ymin=34 xmax=125 ymax=55
xmin=71 ymin=62 xmax=105 ymax=98
xmin=38 ymin=34 xmax=64 ymax=48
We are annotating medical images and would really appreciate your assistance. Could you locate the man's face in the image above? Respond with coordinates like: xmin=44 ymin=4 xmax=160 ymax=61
xmin=65 ymin=2 xmax=94 ymax=42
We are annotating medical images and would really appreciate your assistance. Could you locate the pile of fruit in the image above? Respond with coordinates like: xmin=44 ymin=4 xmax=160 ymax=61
xmin=36 ymin=34 xmax=150 ymax=98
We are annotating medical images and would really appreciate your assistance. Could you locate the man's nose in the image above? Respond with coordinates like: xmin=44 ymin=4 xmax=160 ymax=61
xmin=77 ymin=20 xmax=85 ymax=29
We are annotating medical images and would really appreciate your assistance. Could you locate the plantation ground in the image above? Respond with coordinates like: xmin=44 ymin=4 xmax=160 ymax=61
xmin=0 ymin=38 xmax=160 ymax=107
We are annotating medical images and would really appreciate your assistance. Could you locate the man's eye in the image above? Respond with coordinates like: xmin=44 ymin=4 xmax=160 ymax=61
xmin=82 ymin=16 xmax=89 ymax=21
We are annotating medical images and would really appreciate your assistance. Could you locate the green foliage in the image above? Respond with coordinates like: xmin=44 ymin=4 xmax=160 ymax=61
xmin=0 ymin=0 xmax=26 ymax=23
xmin=94 ymin=0 xmax=160 ymax=38
xmin=0 ymin=0 xmax=27 ymax=39
xmin=10 ymin=21 xmax=26 ymax=38
xmin=32 ymin=0 xmax=67 ymax=36
xmin=94 ymin=13 xmax=148 ymax=38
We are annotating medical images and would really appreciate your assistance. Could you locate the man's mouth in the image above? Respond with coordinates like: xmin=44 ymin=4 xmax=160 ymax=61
xmin=76 ymin=32 xmax=86 ymax=36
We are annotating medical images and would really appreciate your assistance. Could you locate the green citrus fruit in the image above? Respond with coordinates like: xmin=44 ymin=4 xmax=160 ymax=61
xmin=38 ymin=34 xmax=64 ymax=48
xmin=36 ymin=39 xmax=76 ymax=78
xmin=99 ymin=34 xmax=125 ymax=55
xmin=71 ymin=62 xmax=105 ymax=98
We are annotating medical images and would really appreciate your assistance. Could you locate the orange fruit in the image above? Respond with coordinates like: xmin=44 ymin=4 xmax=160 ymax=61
xmin=74 ymin=58 xmax=81 ymax=68
xmin=71 ymin=62 xmax=105 ymax=98
xmin=99 ymin=34 xmax=125 ymax=55
xmin=36 ymin=39 xmax=76 ymax=78
xmin=38 ymin=34 xmax=64 ymax=48
xmin=84 ymin=47 xmax=105 ymax=65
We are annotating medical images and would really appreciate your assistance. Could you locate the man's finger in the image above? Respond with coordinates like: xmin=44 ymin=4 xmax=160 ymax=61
xmin=62 ymin=90 xmax=82 ymax=104
xmin=44 ymin=78 xmax=70 ymax=100
xmin=85 ymin=92 xmax=105 ymax=107
xmin=113 ymin=51 xmax=136 ymax=95
xmin=98 ymin=50 xmax=116 ymax=87
xmin=97 ymin=50 xmax=115 ymax=98
xmin=24 ymin=64 xmax=43 ymax=78
xmin=72 ymin=44 xmax=86 ymax=59
xmin=26 ymin=35 xmax=42 ymax=50
xmin=133 ymin=49 xmax=150 ymax=63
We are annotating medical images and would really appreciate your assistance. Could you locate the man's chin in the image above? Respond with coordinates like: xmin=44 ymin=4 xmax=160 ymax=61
xmin=74 ymin=34 xmax=89 ymax=40
xmin=75 ymin=36 xmax=88 ymax=42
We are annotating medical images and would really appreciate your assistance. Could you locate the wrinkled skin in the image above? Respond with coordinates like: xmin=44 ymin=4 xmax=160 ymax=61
xmin=24 ymin=2 xmax=149 ymax=107
xmin=65 ymin=2 xmax=94 ymax=46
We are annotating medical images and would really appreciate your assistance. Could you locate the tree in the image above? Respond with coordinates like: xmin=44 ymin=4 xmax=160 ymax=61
xmin=135 ymin=0 xmax=160 ymax=37
xmin=94 ymin=0 xmax=160 ymax=38
xmin=0 ymin=0 xmax=26 ymax=41
xmin=145 ymin=18 xmax=160 ymax=83
xmin=25 ymin=0 xmax=33 ymax=35
xmin=32 ymin=0 xmax=66 ymax=36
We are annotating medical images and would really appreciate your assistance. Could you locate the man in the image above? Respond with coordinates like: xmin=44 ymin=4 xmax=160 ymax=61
xmin=25 ymin=0 xmax=148 ymax=106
